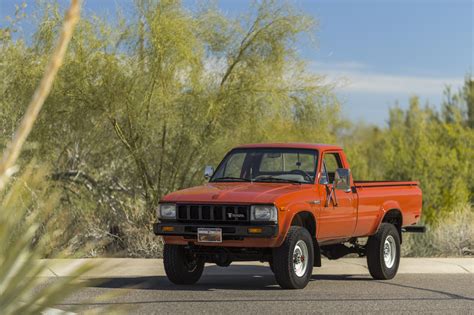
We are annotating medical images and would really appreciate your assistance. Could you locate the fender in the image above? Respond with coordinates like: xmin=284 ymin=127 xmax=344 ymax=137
xmin=278 ymin=200 xmax=319 ymax=242
xmin=371 ymin=200 xmax=403 ymax=235
xmin=280 ymin=203 xmax=322 ymax=267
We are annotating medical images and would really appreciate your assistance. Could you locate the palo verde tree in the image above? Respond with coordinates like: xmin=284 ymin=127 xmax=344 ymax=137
xmin=102 ymin=0 xmax=340 ymax=211
xmin=1 ymin=0 xmax=341 ymax=256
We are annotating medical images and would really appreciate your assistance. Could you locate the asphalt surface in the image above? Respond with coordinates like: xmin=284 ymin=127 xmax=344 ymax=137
xmin=41 ymin=264 xmax=474 ymax=314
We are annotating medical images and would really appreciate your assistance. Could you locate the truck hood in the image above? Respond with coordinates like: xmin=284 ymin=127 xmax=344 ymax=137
xmin=161 ymin=182 xmax=306 ymax=204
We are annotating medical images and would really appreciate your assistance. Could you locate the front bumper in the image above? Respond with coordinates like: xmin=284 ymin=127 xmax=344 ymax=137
xmin=153 ymin=222 xmax=278 ymax=239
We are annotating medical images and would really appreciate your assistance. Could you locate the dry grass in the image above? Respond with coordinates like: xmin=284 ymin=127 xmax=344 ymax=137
xmin=402 ymin=203 xmax=474 ymax=257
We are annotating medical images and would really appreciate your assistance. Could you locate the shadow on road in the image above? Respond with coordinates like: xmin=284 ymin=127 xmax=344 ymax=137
xmin=58 ymin=269 xmax=473 ymax=307
xmin=375 ymin=280 xmax=474 ymax=301
xmin=90 ymin=274 xmax=372 ymax=291
xmin=87 ymin=265 xmax=379 ymax=291
xmin=89 ymin=275 xmax=280 ymax=291
xmin=64 ymin=273 xmax=473 ymax=307
xmin=86 ymin=264 xmax=473 ymax=301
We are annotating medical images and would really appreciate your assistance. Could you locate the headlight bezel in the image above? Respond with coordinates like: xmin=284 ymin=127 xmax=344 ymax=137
xmin=250 ymin=204 xmax=278 ymax=223
xmin=157 ymin=203 xmax=177 ymax=220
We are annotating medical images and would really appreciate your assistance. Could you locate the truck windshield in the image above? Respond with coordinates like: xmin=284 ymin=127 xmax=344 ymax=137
xmin=211 ymin=148 xmax=318 ymax=184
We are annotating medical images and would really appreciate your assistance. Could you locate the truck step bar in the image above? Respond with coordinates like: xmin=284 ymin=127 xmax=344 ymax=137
xmin=402 ymin=226 xmax=426 ymax=233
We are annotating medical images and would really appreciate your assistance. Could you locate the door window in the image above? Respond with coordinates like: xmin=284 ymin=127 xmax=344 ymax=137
xmin=322 ymin=153 xmax=342 ymax=184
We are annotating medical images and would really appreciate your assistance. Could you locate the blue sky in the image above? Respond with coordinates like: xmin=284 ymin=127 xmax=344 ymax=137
xmin=1 ymin=0 xmax=472 ymax=125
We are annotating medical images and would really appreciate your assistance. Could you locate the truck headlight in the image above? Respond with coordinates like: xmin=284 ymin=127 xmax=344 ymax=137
xmin=157 ymin=203 xmax=176 ymax=219
xmin=250 ymin=205 xmax=278 ymax=223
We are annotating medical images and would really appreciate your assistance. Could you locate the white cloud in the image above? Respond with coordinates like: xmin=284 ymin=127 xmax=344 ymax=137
xmin=312 ymin=61 xmax=463 ymax=95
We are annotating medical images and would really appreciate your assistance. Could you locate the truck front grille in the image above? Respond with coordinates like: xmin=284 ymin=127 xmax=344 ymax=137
xmin=177 ymin=204 xmax=250 ymax=223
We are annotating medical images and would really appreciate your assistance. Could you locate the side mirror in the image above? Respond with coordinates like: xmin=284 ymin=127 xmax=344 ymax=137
xmin=334 ymin=168 xmax=351 ymax=192
xmin=204 ymin=165 xmax=214 ymax=180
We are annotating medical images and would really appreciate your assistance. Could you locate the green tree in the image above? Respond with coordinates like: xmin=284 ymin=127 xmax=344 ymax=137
xmin=346 ymin=81 xmax=473 ymax=224
xmin=463 ymin=76 xmax=474 ymax=128
xmin=1 ymin=0 xmax=341 ymax=256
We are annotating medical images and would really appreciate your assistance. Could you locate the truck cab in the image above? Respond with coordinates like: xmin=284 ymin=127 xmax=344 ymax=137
xmin=154 ymin=143 xmax=423 ymax=289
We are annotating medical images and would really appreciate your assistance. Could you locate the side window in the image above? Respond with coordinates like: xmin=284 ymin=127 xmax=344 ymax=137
xmin=322 ymin=153 xmax=342 ymax=183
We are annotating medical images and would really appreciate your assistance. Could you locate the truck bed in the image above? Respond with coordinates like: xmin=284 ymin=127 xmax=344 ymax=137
xmin=352 ymin=180 xmax=422 ymax=237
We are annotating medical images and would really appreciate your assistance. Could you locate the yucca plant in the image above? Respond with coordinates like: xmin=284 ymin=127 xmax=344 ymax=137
xmin=0 ymin=166 xmax=93 ymax=314
xmin=0 ymin=0 xmax=95 ymax=313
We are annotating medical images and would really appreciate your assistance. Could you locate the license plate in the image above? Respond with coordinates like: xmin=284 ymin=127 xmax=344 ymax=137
xmin=197 ymin=228 xmax=222 ymax=243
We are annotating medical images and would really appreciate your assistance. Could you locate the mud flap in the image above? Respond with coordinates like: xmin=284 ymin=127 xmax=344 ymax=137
xmin=313 ymin=240 xmax=322 ymax=267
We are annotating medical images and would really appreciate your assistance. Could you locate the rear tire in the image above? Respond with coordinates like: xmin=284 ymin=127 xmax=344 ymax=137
xmin=366 ymin=223 xmax=400 ymax=280
xmin=272 ymin=226 xmax=314 ymax=289
xmin=163 ymin=244 xmax=204 ymax=285
xmin=268 ymin=259 xmax=275 ymax=273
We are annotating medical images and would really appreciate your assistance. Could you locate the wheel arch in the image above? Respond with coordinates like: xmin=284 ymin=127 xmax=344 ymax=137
xmin=288 ymin=210 xmax=321 ymax=267
xmin=380 ymin=208 xmax=403 ymax=243
xmin=290 ymin=210 xmax=317 ymax=238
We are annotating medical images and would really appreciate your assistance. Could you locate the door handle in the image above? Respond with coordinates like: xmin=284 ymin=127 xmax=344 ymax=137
xmin=308 ymin=200 xmax=321 ymax=205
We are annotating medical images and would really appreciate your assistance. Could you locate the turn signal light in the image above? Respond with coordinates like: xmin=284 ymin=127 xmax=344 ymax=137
xmin=162 ymin=226 xmax=175 ymax=232
xmin=248 ymin=227 xmax=263 ymax=234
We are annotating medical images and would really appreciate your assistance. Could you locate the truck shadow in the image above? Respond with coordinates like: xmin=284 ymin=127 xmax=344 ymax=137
xmin=76 ymin=267 xmax=474 ymax=306
xmin=83 ymin=265 xmax=474 ymax=303
xmin=88 ymin=265 xmax=372 ymax=291
xmin=88 ymin=274 xmax=372 ymax=291
xmin=89 ymin=275 xmax=275 ymax=291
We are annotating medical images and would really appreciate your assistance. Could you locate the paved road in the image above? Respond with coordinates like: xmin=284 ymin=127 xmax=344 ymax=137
xmin=40 ymin=261 xmax=473 ymax=314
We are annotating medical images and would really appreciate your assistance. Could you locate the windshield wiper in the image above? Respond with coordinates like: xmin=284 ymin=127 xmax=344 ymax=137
xmin=212 ymin=176 xmax=251 ymax=182
xmin=254 ymin=176 xmax=305 ymax=184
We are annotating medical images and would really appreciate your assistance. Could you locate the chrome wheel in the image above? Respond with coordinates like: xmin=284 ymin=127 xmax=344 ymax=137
xmin=293 ymin=240 xmax=309 ymax=277
xmin=383 ymin=235 xmax=396 ymax=268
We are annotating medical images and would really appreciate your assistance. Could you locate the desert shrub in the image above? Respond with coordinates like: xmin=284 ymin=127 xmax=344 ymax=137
xmin=402 ymin=203 xmax=474 ymax=257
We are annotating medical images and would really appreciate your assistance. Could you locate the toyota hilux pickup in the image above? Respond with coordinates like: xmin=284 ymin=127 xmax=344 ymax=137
xmin=154 ymin=143 xmax=424 ymax=289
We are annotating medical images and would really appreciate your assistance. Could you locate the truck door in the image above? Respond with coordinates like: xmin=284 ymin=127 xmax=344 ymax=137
xmin=317 ymin=152 xmax=357 ymax=240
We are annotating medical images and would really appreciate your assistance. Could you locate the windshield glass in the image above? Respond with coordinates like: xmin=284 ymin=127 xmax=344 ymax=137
xmin=211 ymin=148 xmax=318 ymax=184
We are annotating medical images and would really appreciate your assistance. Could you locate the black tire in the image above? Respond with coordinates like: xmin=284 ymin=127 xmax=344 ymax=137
xmin=268 ymin=259 xmax=275 ymax=273
xmin=163 ymin=244 xmax=205 ymax=285
xmin=272 ymin=226 xmax=314 ymax=289
xmin=366 ymin=223 xmax=401 ymax=280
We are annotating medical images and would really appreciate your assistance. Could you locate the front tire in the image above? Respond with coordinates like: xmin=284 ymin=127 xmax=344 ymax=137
xmin=366 ymin=223 xmax=401 ymax=280
xmin=272 ymin=226 xmax=314 ymax=289
xmin=163 ymin=244 xmax=205 ymax=285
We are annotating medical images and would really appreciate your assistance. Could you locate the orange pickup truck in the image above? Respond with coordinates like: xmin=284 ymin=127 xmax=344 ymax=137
xmin=154 ymin=143 xmax=424 ymax=289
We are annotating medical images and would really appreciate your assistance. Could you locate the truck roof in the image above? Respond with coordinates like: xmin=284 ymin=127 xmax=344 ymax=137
xmin=235 ymin=143 xmax=343 ymax=151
